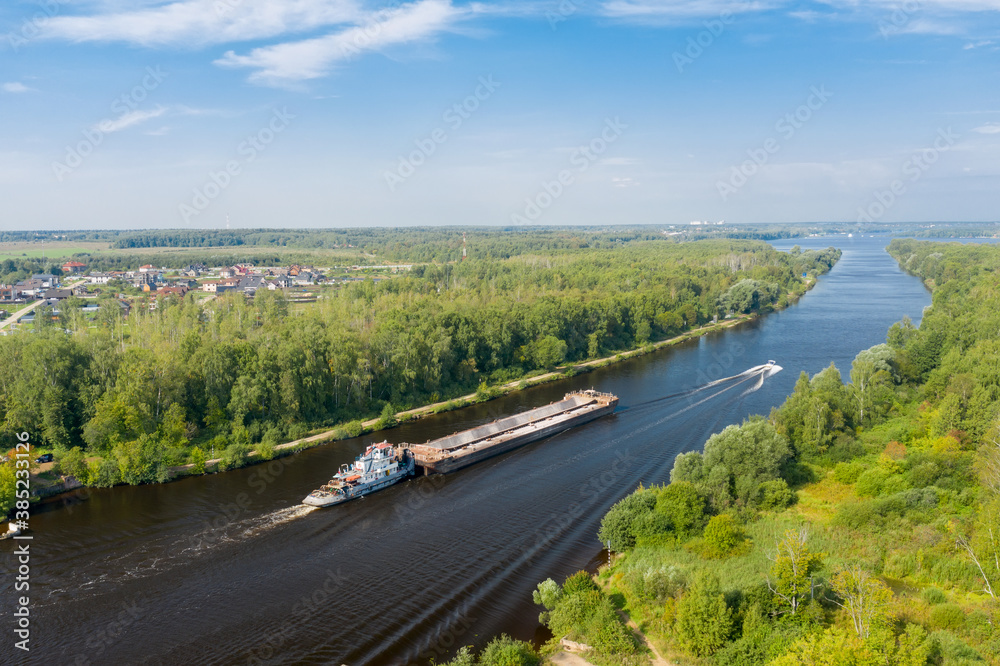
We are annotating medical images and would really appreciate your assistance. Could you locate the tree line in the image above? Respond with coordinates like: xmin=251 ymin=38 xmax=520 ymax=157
xmin=0 ymin=238 xmax=837 ymax=493
xmin=557 ymin=238 xmax=1000 ymax=663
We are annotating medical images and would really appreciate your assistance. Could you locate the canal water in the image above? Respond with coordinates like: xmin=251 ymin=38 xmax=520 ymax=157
xmin=3 ymin=235 xmax=932 ymax=665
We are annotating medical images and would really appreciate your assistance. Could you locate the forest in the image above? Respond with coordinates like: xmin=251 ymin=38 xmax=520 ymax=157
xmin=0 ymin=237 xmax=838 ymax=496
xmin=516 ymin=239 xmax=1000 ymax=665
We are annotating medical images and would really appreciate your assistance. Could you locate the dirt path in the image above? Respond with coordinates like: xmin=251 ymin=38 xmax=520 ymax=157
xmin=618 ymin=609 xmax=670 ymax=666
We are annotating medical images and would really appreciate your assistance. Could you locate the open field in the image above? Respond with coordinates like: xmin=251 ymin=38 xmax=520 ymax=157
xmin=0 ymin=241 xmax=110 ymax=260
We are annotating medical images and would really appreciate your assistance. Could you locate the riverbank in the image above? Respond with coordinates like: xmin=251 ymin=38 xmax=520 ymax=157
xmin=32 ymin=271 xmax=824 ymax=503
xmin=31 ymin=312 xmax=762 ymax=505
xmin=175 ymin=313 xmax=759 ymax=473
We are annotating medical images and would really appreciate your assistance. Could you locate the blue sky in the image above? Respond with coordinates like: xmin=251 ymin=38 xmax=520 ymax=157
xmin=2 ymin=0 xmax=999 ymax=230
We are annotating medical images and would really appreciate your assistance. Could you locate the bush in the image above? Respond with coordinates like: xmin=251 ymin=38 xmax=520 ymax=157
xmin=598 ymin=489 xmax=657 ymax=551
xmin=190 ymin=447 xmax=207 ymax=474
xmin=832 ymin=460 xmax=865 ymax=484
xmin=675 ymin=571 xmax=733 ymax=657
xmin=344 ymin=420 xmax=364 ymax=438
xmin=440 ymin=646 xmax=474 ymax=666
xmin=655 ymin=481 xmax=707 ymax=537
xmin=219 ymin=441 xmax=251 ymax=471
xmin=757 ymin=479 xmax=794 ymax=510
xmin=56 ymin=446 xmax=87 ymax=479
xmin=476 ymin=634 xmax=540 ymax=666
xmin=921 ymin=587 xmax=947 ymax=605
xmin=928 ymin=630 xmax=984 ymax=663
xmin=929 ymin=604 xmax=966 ymax=632
xmin=702 ymin=514 xmax=746 ymax=558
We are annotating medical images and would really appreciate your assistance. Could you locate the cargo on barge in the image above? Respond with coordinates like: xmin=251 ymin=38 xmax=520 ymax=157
xmin=408 ymin=389 xmax=618 ymax=474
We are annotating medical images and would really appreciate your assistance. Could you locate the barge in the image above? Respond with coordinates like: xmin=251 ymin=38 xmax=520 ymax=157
xmin=409 ymin=389 xmax=618 ymax=474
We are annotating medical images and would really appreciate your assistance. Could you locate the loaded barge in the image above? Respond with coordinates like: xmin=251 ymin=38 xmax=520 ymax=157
xmin=301 ymin=390 xmax=618 ymax=506
xmin=408 ymin=389 xmax=618 ymax=474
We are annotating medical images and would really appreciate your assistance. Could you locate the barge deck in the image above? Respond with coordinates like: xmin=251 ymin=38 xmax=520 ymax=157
xmin=409 ymin=389 xmax=618 ymax=474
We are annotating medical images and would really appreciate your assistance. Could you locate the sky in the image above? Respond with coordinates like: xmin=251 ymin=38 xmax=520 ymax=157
xmin=1 ymin=0 xmax=999 ymax=230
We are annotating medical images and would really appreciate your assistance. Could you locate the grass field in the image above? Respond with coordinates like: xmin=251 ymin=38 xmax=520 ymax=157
xmin=0 ymin=241 xmax=110 ymax=260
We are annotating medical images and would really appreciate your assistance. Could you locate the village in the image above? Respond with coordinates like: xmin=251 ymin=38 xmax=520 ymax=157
xmin=0 ymin=259 xmax=408 ymax=331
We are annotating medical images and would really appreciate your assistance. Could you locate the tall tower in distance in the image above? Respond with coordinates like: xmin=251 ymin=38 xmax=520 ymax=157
xmin=461 ymin=232 xmax=467 ymax=262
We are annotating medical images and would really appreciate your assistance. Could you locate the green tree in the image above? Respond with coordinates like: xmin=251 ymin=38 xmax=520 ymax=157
xmin=654 ymin=481 xmax=707 ymax=538
xmin=57 ymin=446 xmax=87 ymax=480
xmin=190 ymin=446 xmax=207 ymax=474
xmin=475 ymin=634 xmax=540 ymax=666
xmin=0 ymin=464 xmax=15 ymax=516
xmin=675 ymin=571 xmax=733 ymax=657
xmin=830 ymin=566 xmax=894 ymax=639
xmin=767 ymin=528 xmax=822 ymax=615
xmin=702 ymin=513 xmax=745 ymax=558
xmin=597 ymin=488 xmax=657 ymax=551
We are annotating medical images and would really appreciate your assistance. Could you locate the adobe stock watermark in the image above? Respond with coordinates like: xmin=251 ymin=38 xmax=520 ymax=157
xmin=673 ymin=9 xmax=737 ymax=73
xmin=52 ymin=66 xmax=168 ymax=182
xmin=547 ymin=0 xmax=580 ymax=29
xmin=511 ymin=117 xmax=627 ymax=224
xmin=384 ymin=75 xmax=500 ymax=192
xmin=179 ymin=107 xmax=294 ymax=223
xmin=716 ymin=85 xmax=832 ymax=201
xmin=878 ymin=0 xmax=921 ymax=38
xmin=6 ymin=0 xmax=67 ymax=53
xmin=856 ymin=127 xmax=958 ymax=223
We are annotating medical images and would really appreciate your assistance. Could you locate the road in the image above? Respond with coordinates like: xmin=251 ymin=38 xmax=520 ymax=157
xmin=0 ymin=279 xmax=87 ymax=332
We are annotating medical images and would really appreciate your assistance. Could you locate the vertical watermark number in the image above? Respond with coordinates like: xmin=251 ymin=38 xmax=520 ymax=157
xmin=12 ymin=431 xmax=32 ymax=653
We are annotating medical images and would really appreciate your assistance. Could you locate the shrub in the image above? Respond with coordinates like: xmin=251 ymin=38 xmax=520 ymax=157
xmin=441 ymin=646 xmax=474 ymax=666
xmin=675 ymin=571 xmax=733 ymax=657
xmin=655 ymin=481 xmax=707 ymax=537
xmin=56 ymin=446 xmax=87 ymax=480
xmin=928 ymin=630 xmax=984 ymax=663
xmin=757 ymin=479 xmax=794 ymax=509
xmin=190 ymin=447 xmax=207 ymax=474
xmin=832 ymin=460 xmax=865 ymax=484
xmin=219 ymin=441 xmax=251 ymax=471
xmin=702 ymin=514 xmax=746 ymax=559
xmin=929 ymin=604 xmax=967 ymax=632
xmin=921 ymin=587 xmax=947 ymax=605
xmin=344 ymin=420 xmax=364 ymax=438
xmin=598 ymin=489 xmax=657 ymax=551
xmin=476 ymin=634 xmax=540 ymax=666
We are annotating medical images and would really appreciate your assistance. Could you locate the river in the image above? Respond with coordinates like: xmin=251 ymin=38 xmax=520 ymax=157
xmin=3 ymin=235 xmax=933 ymax=665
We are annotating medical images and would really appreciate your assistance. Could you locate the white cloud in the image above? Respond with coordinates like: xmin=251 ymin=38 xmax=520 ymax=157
xmin=2 ymin=82 xmax=34 ymax=93
xmin=145 ymin=126 xmax=171 ymax=136
xmin=973 ymin=122 xmax=1000 ymax=134
xmin=602 ymin=157 xmax=639 ymax=165
xmin=215 ymin=0 xmax=465 ymax=85
xmin=41 ymin=0 xmax=362 ymax=47
xmin=94 ymin=107 xmax=167 ymax=134
xmin=600 ymin=0 xmax=775 ymax=22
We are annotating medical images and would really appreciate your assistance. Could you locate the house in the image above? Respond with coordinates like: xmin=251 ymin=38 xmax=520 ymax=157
xmin=130 ymin=272 xmax=158 ymax=288
xmin=0 ymin=285 xmax=25 ymax=302
xmin=31 ymin=274 xmax=59 ymax=288
xmin=294 ymin=271 xmax=319 ymax=286
xmin=44 ymin=289 xmax=72 ymax=301
xmin=182 ymin=263 xmax=207 ymax=277
xmin=202 ymin=279 xmax=239 ymax=293
xmin=16 ymin=279 xmax=45 ymax=296
xmin=138 ymin=264 xmax=158 ymax=273
xmin=61 ymin=260 xmax=86 ymax=274
xmin=237 ymin=275 xmax=264 ymax=295
xmin=89 ymin=272 xmax=114 ymax=284
xmin=267 ymin=276 xmax=293 ymax=290
xmin=156 ymin=286 xmax=189 ymax=298
xmin=72 ymin=284 xmax=90 ymax=297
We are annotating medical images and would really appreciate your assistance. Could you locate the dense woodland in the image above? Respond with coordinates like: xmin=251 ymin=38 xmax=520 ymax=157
xmin=0 ymin=238 xmax=837 ymax=494
xmin=525 ymin=239 xmax=1000 ymax=664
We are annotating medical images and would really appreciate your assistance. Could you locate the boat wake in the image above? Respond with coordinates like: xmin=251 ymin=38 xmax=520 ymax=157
xmin=627 ymin=362 xmax=783 ymax=412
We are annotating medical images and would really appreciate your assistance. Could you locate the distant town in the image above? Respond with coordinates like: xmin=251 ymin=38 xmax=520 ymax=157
xmin=0 ymin=259 xmax=413 ymax=331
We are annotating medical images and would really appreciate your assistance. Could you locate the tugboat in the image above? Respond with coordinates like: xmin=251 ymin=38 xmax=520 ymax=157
xmin=302 ymin=442 xmax=414 ymax=507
